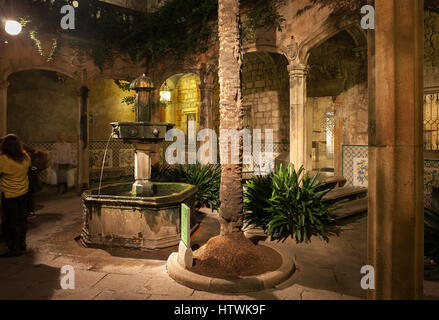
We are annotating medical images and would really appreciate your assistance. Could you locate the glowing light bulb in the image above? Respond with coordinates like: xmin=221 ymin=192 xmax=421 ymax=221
xmin=5 ymin=20 xmax=22 ymax=35
xmin=72 ymin=1 xmax=79 ymax=8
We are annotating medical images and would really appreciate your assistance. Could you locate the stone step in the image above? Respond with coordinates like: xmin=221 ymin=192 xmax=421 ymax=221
xmin=322 ymin=176 xmax=347 ymax=187
xmin=323 ymin=186 xmax=368 ymax=203
xmin=332 ymin=198 xmax=368 ymax=219
xmin=317 ymin=175 xmax=347 ymax=190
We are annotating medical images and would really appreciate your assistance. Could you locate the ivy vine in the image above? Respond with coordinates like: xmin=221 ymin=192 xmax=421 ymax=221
xmin=29 ymin=31 xmax=59 ymax=62
xmin=19 ymin=13 xmax=59 ymax=63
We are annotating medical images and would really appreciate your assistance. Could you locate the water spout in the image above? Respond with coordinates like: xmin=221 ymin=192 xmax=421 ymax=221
xmin=98 ymin=132 xmax=115 ymax=196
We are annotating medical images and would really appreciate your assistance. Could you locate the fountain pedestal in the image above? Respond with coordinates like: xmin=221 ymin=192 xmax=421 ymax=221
xmin=133 ymin=143 xmax=154 ymax=197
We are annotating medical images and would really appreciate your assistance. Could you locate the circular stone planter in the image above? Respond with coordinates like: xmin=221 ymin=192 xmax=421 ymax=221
xmin=166 ymin=242 xmax=295 ymax=293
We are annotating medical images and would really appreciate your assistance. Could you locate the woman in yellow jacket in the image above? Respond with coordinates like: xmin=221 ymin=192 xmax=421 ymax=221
xmin=0 ymin=134 xmax=31 ymax=257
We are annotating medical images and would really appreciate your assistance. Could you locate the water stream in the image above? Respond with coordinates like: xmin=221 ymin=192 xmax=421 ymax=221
xmin=98 ymin=132 xmax=115 ymax=196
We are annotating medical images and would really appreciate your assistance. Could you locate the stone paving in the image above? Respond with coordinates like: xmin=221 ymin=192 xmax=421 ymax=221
xmin=0 ymin=190 xmax=438 ymax=300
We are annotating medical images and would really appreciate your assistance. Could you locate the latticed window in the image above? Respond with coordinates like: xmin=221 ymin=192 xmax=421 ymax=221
xmin=424 ymin=92 xmax=439 ymax=151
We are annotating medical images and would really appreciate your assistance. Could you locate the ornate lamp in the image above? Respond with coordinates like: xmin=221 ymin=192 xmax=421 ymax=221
xmin=160 ymin=81 xmax=171 ymax=104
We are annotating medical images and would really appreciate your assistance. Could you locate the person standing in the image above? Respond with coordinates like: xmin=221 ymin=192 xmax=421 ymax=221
xmin=53 ymin=133 xmax=72 ymax=194
xmin=0 ymin=134 xmax=31 ymax=257
xmin=23 ymin=144 xmax=48 ymax=218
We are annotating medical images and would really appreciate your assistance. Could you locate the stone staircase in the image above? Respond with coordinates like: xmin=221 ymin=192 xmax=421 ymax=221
xmin=319 ymin=175 xmax=368 ymax=219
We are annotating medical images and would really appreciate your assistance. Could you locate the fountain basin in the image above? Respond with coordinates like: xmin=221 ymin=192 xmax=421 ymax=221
xmin=80 ymin=182 xmax=197 ymax=250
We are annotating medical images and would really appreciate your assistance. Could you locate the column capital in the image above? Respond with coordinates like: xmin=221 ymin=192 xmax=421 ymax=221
xmin=287 ymin=63 xmax=308 ymax=78
xmin=0 ymin=80 xmax=10 ymax=89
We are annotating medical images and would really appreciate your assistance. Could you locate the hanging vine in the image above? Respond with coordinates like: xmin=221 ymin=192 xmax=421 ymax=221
xmin=19 ymin=17 xmax=58 ymax=62
xmin=29 ymin=31 xmax=59 ymax=62
xmin=241 ymin=0 xmax=286 ymax=43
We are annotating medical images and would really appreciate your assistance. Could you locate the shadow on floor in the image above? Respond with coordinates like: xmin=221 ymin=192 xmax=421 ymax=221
xmin=0 ymin=250 xmax=62 ymax=300
xmin=27 ymin=213 xmax=64 ymax=231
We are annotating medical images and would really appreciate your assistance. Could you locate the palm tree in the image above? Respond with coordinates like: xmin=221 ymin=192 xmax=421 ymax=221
xmin=192 ymin=0 xmax=268 ymax=278
xmin=217 ymin=0 xmax=244 ymax=236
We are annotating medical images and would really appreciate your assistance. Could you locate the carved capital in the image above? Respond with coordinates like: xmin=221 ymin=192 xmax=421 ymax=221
xmin=287 ymin=63 xmax=308 ymax=78
xmin=286 ymin=42 xmax=299 ymax=62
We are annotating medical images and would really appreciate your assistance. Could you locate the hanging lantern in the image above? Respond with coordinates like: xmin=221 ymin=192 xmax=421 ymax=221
xmin=160 ymin=81 xmax=171 ymax=103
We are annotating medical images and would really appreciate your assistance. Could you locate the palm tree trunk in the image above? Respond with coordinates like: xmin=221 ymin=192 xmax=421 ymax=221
xmin=218 ymin=0 xmax=244 ymax=236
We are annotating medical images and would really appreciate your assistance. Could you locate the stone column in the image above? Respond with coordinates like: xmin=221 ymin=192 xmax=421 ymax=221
xmin=77 ymin=86 xmax=90 ymax=193
xmin=0 ymin=80 xmax=9 ymax=136
xmin=132 ymin=143 xmax=154 ymax=196
xmin=199 ymin=83 xmax=214 ymax=130
xmin=368 ymin=0 xmax=424 ymax=299
xmin=288 ymin=63 xmax=312 ymax=171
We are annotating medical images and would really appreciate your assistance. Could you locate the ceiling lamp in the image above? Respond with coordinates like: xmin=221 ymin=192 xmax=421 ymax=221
xmin=5 ymin=20 xmax=22 ymax=36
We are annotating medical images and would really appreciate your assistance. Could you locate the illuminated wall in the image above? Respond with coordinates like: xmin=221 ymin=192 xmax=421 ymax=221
xmin=6 ymin=71 xmax=134 ymax=143
xmin=164 ymin=73 xmax=201 ymax=134
xmin=241 ymin=52 xmax=290 ymax=143
xmin=88 ymin=79 xmax=135 ymax=141
xmin=7 ymin=70 xmax=78 ymax=143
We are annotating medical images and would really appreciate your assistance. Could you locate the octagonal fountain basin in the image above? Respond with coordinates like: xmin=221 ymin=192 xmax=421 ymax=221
xmin=80 ymin=182 xmax=197 ymax=250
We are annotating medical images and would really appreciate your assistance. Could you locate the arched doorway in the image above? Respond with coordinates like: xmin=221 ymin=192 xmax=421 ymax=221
xmin=6 ymin=69 xmax=79 ymax=188
xmin=241 ymin=51 xmax=290 ymax=174
xmin=307 ymin=29 xmax=368 ymax=179
xmin=159 ymin=73 xmax=201 ymax=136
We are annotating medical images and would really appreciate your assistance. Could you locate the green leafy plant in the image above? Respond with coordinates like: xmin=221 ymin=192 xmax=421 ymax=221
xmin=243 ymin=173 xmax=273 ymax=227
xmin=425 ymin=206 xmax=439 ymax=275
xmin=241 ymin=0 xmax=285 ymax=43
xmin=151 ymin=162 xmax=221 ymax=210
xmin=181 ymin=163 xmax=221 ymax=210
xmin=114 ymin=80 xmax=135 ymax=109
xmin=150 ymin=162 xmax=172 ymax=182
xmin=244 ymin=164 xmax=336 ymax=243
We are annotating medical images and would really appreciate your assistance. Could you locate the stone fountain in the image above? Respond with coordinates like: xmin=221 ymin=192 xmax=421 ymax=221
xmin=80 ymin=74 xmax=197 ymax=250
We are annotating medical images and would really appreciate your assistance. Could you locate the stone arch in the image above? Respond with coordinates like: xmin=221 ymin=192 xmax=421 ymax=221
xmin=298 ymin=18 xmax=367 ymax=65
xmin=159 ymin=73 xmax=202 ymax=133
xmin=244 ymin=44 xmax=287 ymax=58
xmin=305 ymin=25 xmax=368 ymax=175
xmin=2 ymin=65 xmax=79 ymax=84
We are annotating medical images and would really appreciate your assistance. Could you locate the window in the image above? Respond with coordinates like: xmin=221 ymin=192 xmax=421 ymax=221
xmin=424 ymin=91 xmax=439 ymax=151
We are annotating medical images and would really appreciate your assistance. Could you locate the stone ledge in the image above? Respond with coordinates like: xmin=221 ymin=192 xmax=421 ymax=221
xmin=166 ymin=242 xmax=295 ymax=293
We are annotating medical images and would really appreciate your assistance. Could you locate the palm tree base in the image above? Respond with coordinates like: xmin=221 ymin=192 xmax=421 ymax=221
xmin=190 ymin=232 xmax=281 ymax=279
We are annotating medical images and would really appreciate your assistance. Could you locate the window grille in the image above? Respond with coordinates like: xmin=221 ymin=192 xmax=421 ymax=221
xmin=424 ymin=92 xmax=439 ymax=151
